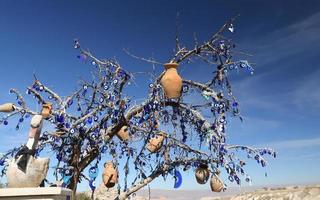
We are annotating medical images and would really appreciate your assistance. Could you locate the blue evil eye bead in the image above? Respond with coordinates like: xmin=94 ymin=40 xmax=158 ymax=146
xmin=3 ymin=120 xmax=8 ymax=125
xmin=99 ymin=97 xmax=104 ymax=103
xmin=94 ymin=116 xmax=99 ymax=122
xmin=182 ymin=85 xmax=189 ymax=93
xmin=19 ymin=117 xmax=24 ymax=123
xmin=83 ymin=85 xmax=88 ymax=90
xmin=69 ymin=128 xmax=75 ymax=134
xmin=74 ymin=40 xmax=80 ymax=49
xmin=232 ymin=102 xmax=238 ymax=107
xmin=67 ymin=99 xmax=73 ymax=106
xmin=89 ymin=180 xmax=96 ymax=191
xmin=103 ymin=84 xmax=109 ymax=90
xmin=240 ymin=62 xmax=247 ymax=68
xmin=228 ymin=175 xmax=234 ymax=182
xmin=56 ymin=154 xmax=62 ymax=161
xmin=65 ymin=169 xmax=72 ymax=176
xmin=39 ymin=85 xmax=44 ymax=91
xmin=149 ymin=83 xmax=154 ymax=88
xmin=101 ymin=146 xmax=107 ymax=153
xmin=173 ymin=170 xmax=182 ymax=189
xmin=56 ymin=114 xmax=65 ymax=123
xmin=234 ymin=176 xmax=240 ymax=184
xmin=87 ymin=117 xmax=93 ymax=125
xmin=0 ymin=159 xmax=5 ymax=166
xmin=113 ymin=79 xmax=118 ymax=84
xmin=228 ymin=23 xmax=234 ymax=33
xmin=65 ymin=123 xmax=70 ymax=128
xmin=92 ymin=61 xmax=96 ymax=66
xmin=89 ymin=166 xmax=99 ymax=179
xmin=48 ymin=95 xmax=53 ymax=99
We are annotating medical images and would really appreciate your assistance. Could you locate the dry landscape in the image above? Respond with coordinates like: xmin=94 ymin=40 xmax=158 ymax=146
xmin=86 ymin=184 xmax=320 ymax=200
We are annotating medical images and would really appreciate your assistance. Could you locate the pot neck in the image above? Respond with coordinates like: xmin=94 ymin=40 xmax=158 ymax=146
xmin=164 ymin=62 xmax=179 ymax=70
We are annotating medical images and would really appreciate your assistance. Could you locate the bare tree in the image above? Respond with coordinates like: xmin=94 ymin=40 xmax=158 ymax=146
xmin=0 ymin=17 xmax=275 ymax=200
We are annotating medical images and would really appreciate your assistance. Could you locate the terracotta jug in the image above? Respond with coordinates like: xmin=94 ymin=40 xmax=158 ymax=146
xmin=0 ymin=103 xmax=14 ymax=113
xmin=41 ymin=102 xmax=52 ymax=119
xmin=102 ymin=161 xmax=118 ymax=188
xmin=7 ymin=156 xmax=49 ymax=188
xmin=116 ymin=126 xmax=130 ymax=142
xmin=210 ymin=173 xmax=224 ymax=192
xmin=195 ymin=164 xmax=210 ymax=184
xmin=147 ymin=132 xmax=165 ymax=153
xmin=160 ymin=62 xmax=182 ymax=99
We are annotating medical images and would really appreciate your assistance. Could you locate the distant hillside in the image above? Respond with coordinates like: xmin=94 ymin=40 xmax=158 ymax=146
xmin=86 ymin=184 xmax=320 ymax=200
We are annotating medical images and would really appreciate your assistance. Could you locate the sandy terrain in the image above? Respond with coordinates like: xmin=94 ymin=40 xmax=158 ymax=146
xmin=87 ymin=184 xmax=320 ymax=200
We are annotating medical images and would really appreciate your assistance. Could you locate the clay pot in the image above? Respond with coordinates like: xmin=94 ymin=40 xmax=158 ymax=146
xmin=160 ymin=62 xmax=182 ymax=99
xmin=102 ymin=161 xmax=118 ymax=188
xmin=195 ymin=164 xmax=210 ymax=184
xmin=41 ymin=102 xmax=52 ymax=119
xmin=0 ymin=103 xmax=14 ymax=113
xmin=210 ymin=174 xmax=224 ymax=192
xmin=146 ymin=132 xmax=165 ymax=153
xmin=7 ymin=156 xmax=49 ymax=188
xmin=116 ymin=126 xmax=130 ymax=142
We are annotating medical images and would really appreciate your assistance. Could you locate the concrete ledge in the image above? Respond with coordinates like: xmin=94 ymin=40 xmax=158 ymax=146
xmin=0 ymin=187 xmax=72 ymax=200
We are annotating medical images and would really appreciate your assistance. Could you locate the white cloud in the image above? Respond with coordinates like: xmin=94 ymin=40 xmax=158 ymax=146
xmin=262 ymin=136 xmax=320 ymax=150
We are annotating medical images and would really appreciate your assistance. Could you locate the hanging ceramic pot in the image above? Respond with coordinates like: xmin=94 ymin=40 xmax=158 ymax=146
xmin=160 ymin=62 xmax=182 ymax=99
xmin=210 ymin=173 xmax=224 ymax=192
xmin=102 ymin=161 xmax=118 ymax=188
xmin=195 ymin=164 xmax=210 ymax=184
xmin=147 ymin=132 xmax=165 ymax=153
xmin=41 ymin=102 xmax=52 ymax=119
xmin=116 ymin=126 xmax=130 ymax=142
xmin=0 ymin=103 xmax=14 ymax=113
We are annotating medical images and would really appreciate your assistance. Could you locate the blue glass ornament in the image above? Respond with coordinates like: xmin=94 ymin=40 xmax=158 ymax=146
xmin=74 ymin=40 xmax=80 ymax=49
xmin=63 ymin=175 xmax=72 ymax=185
xmin=3 ymin=120 xmax=8 ymax=125
xmin=182 ymin=85 xmax=189 ymax=93
xmin=173 ymin=170 xmax=182 ymax=188
xmin=67 ymin=99 xmax=73 ymax=106
xmin=87 ymin=117 xmax=93 ymax=125
xmin=88 ymin=166 xmax=99 ymax=179
xmin=55 ymin=114 xmax=65 ymax=123
xmin=89 ymin=180 xmax=96 ymax=191
xmin=69 ymin=128 xmax=75 ymax=134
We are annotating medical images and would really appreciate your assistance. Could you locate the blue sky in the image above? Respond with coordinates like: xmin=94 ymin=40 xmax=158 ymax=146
xmin=0 ymin=0 xmax=319 ymax=192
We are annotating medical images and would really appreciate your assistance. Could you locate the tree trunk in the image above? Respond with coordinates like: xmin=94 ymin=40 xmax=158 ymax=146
xmin=68 ymin=142 xmax=81 ymax=198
